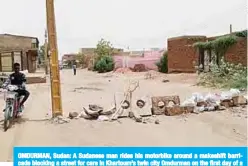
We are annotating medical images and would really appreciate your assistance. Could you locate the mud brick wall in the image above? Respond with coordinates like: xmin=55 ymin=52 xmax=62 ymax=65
xmin=167 ymin=36 xmax=206 ymax=73
xmin=225 ymin=38 xmax=247 ymax=66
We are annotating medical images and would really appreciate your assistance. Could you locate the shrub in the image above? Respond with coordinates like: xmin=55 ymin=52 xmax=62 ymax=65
xmin=197 ymin=59 xmax=247 ymax=89
xmin=94 ymin=56 xmax=114 ymax=73
xmin=235 ymin=30 xmax=247 ymax=38
xmin=156 ymin=51 xmax=168 ymax=73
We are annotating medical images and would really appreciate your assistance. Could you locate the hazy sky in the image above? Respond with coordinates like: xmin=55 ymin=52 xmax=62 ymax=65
xmin=0 ymin=0 xmax=246 ymax=57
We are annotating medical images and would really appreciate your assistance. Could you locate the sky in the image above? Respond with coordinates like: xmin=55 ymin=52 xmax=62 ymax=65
xmin=0 ymin=0 xmax=246 ymax=57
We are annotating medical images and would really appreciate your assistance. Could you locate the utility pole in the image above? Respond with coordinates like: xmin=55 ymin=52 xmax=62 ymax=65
xmin=44 ymin=29 xmax=49 ymax=75
xmin=46 ymin=0 xmax=63 ymax=117
xmin=230 ymin=24 xmax=233 ymax=34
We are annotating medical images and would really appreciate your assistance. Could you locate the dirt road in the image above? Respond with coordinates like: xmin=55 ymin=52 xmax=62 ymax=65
xmin=0 ymin=69 xmax=247 ymax=161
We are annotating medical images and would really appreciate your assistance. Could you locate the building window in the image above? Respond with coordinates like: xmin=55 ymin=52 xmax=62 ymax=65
xmin=31 ymin=39 xmax=37 ymax=48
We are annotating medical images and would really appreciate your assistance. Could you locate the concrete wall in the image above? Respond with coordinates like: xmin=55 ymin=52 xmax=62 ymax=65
xmin=113 ymin=50 xmax=163 ymax=70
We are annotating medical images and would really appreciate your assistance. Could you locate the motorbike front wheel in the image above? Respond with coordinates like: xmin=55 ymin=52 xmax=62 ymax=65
xmin=3 ymin=106 xmax=13 ymax=132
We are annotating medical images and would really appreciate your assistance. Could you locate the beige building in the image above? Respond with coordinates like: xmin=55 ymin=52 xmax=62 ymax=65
xmin=0 ymin=34 xmax=39 ymax=73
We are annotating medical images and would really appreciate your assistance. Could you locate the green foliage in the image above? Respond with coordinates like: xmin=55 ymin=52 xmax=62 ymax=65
xmin=156 ymin=51 xmax=168 ymax=73
xmin=38 ymin=44 xmax=45 ymax=64
xmin=193 ymin=35 xmax=237 ymax=64
xmin=93 ymin=39 xmax=115 ymax=73
xmin=235 ymin=30 xmax=247 ymax=37
xmin=94 ymin=56 xmax=114 ymax=73
xmin=193 ymin=41 xmax=212 ymax=50
xmin=197 ymin=59 xmax=247 ymax=89
xmin=64 ymin=60 xmax=74 ymax=68
xmin=76 ymin=53 xmax=86 ymax=66
xmin=95 ymin=38 xmax=114 ymax=59
xmin=193 ymin=35 xmax=237 ymax=53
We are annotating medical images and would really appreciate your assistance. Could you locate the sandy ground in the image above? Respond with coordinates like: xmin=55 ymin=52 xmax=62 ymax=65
xmin=0 ymin=69 xmax=247 ymax=161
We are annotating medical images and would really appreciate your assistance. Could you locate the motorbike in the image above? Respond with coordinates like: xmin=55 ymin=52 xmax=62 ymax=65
xmin=3 ymin=85 xmax=22 ymax=132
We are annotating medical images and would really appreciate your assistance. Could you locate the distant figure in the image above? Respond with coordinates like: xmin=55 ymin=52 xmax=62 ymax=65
xmin=72 ymin=64 xmax=77 ymax=75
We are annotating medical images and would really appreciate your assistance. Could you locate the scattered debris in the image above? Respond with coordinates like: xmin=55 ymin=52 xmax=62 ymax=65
xmin=51 ymin=116 xmax=70 ymax=124
xmin=97 ymin=115 xmax=109 ymax=121
xmin=155 ymin=119 xmax=160 ymax=124
xmin=162 ymin=79 xmax=170 ymax=83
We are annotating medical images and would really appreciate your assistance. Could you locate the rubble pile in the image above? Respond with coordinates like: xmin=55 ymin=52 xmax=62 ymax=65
xmin=68 ymin=87 xmax=247 ymax=124
xmin=114 ymin=68 xmax=132 ymax=74
xmin=132 ymin=64 xmax=147 ymax=72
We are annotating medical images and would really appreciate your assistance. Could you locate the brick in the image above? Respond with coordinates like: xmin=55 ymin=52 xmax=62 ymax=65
xmin=232 ymin=96 xmax=247 ymax=106
xmin=225 ymin=38 xmax=247 ymax=66
xmin=164 ymin=105 xmax=193 ymax=116
xmin=165 ymin=106 xmax=183 ymax=116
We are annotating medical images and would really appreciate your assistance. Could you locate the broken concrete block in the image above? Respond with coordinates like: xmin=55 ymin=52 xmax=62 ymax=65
xmin=133 ymin=96 xmax=152 ymax=117
xmin=114 ymin=92 xmax=131 ymax=117
xmin=151 ymin=96 xmax=180 ymax=115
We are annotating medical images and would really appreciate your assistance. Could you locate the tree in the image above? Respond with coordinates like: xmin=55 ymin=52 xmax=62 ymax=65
xmin=94 ymin=39 xmax=115 ymax=72
xmin=38 ymin=44 xmax=45 ymax=64
xmin=76 ymin=53 xmax=85 ymax=66
xmin=95 ymin=38 xmax=114 ymax=59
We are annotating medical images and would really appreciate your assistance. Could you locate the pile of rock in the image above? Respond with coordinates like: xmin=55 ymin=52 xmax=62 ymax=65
xmin=132 ymin=64 xmax=147 ymax=72
xmin=114 ymin=68 xmax=132 ymax=74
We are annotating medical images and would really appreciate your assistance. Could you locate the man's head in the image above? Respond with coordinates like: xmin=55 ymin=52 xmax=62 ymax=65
xmin=13 ymin=63 xmax=21 ymax=73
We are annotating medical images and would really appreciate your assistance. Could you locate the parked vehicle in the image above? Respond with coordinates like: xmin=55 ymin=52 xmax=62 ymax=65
xmin=3 ymin=85 xmax=22 ymax=131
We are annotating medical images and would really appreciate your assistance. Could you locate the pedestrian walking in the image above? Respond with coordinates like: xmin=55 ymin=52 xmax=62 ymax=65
xmin=72 ymin=64 xmax=77 ymax=75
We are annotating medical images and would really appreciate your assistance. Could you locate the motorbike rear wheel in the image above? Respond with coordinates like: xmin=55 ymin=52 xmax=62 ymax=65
xmin=3 ymin=107 xmax=13 ymax=132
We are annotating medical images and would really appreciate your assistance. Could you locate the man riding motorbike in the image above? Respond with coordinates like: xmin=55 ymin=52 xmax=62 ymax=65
xmin=2 ymin=63 xmax=30 ymax=112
